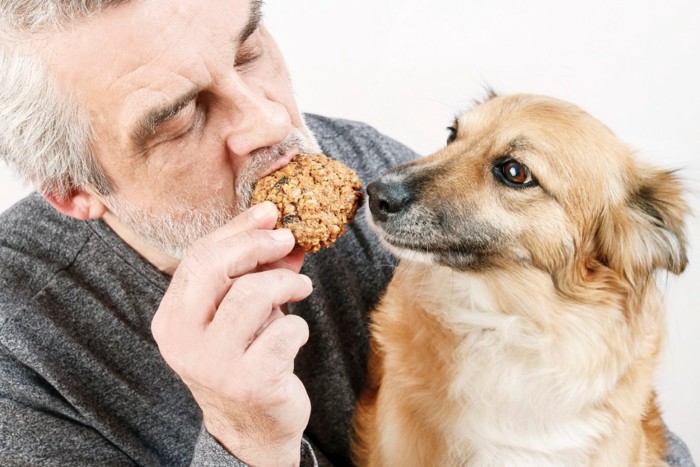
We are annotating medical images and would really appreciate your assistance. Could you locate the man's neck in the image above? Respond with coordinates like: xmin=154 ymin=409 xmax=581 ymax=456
xmin=102 ymin=211 xmax=180 ymax=276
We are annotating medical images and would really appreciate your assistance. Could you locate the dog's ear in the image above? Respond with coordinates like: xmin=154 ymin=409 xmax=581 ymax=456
xmin=596 ymin=168 xmax=688 ymax=282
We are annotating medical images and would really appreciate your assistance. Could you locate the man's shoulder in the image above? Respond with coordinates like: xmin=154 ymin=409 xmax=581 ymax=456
xmin=0 ymin=194 xmax=92 ymax=315
xmin=0 ymin=193 xmax=90 ymax=262
xmin=305 ymin=113 xmax=382 ymax=138
xmin=304 ymin=113 xmax=417 ymax=181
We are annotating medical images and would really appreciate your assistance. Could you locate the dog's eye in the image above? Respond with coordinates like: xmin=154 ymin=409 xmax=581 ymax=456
xmin=446 ymin=126 xmax=458 ymax=145
xmin=493 ymin=158 xmax=537 ymax=188
xmin=503 ymin=160 xmax=530 ymax=183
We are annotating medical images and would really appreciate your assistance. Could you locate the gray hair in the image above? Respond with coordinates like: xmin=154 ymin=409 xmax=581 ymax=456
xmin=0 ymin=1 xmax=128 ymax=200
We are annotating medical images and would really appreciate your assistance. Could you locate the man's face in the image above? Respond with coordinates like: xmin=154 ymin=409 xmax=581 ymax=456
xmin=41 ymin=0 xmax=320 ymax=257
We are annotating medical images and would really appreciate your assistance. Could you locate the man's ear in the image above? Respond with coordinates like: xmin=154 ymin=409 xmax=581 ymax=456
xmin=43 ymin=187 xmax=107 ymax=220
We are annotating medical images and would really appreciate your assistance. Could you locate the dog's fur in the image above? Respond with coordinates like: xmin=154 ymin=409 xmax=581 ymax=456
xmin=353 ymin=94 xmax=688 ymax=467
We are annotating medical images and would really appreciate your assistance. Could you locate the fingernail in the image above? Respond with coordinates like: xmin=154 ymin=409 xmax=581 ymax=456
xmin=251 ymin=201 xmax=276 ymax=220
xmin=300 ymin=274 xmax=313 ymax=288
xmin=269 ymin=229 xmax=294 ymax=242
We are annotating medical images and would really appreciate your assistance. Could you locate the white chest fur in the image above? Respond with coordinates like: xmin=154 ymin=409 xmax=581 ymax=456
xmin=372 ymin=262 xmax=663 ymax=466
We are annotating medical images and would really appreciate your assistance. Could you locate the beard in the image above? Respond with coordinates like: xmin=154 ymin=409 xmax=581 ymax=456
xmin=103 ymin=125 xmax=321 ymax=259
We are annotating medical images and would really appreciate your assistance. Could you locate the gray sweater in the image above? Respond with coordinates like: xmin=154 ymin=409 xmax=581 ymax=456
xmin=0 ymin=115 xmax=694 ymax=467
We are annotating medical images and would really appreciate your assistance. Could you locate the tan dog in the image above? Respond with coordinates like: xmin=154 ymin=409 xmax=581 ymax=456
xmin=353 ymin=94 xmax=688 ymax=467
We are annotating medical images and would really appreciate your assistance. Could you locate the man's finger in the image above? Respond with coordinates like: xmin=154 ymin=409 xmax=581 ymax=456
xmin=247 ymin=314 xmax=310 ymax=369
xmin=258 ymin=250 xmax=306 ymax=274
xmin=204 ymin=201 xmax=279 ymax=244
xmin=209 ymin=269 xmax=313 ymax=352
xmin=169 ymin=227 xmax=295 ymax=322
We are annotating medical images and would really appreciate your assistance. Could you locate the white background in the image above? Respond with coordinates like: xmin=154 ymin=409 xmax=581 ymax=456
xmin=1 ymin=0 xmax=698 ymax=460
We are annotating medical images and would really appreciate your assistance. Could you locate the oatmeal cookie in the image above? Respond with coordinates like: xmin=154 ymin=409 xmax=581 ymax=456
xmin=251 ymin=153 xmax=363 ymax=252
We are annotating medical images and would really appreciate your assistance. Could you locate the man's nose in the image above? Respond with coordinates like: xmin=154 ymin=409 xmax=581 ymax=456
xmin=219 ymin=75 xmax=291 ymax=157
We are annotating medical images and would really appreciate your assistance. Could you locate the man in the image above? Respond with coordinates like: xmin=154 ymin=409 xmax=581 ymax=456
xmin=0 ymin=1 xmax=693 ymax=466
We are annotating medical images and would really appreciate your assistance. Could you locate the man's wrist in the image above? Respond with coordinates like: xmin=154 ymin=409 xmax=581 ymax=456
xmin=209 ymin=428 xmax=303 ymax=467
xmin=234 ymin=441 xmax=302 ymax=467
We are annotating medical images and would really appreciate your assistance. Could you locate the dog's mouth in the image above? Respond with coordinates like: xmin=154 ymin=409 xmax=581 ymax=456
xmin=365 ymin=176 xmax=503 ymax=270
xmin=375 ymin=232 xmax=490 ymax=269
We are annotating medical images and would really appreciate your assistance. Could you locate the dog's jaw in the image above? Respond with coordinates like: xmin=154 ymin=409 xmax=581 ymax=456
xmin=363 ymin=202 xmax=438 ymax=265
xmin=364 ymin=201 xmax=501 ymax=270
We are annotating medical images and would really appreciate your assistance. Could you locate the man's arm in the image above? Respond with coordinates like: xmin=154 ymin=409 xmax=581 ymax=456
xmin=665 ymin=429 xmax=696 ymax=467
xmin=191 ymin=428 xmax=318 ymax=467
xmin=0 ymin=344 xmax=317 ymax=467
xmin=152 ymin=201 xmax=315 ymax=466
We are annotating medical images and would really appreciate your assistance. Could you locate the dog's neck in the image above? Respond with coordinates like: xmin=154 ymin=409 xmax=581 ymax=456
xmin=375 ymin=259 xmax=665 ymax=464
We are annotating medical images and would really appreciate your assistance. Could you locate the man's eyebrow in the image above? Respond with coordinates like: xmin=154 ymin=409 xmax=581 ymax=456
xmin=130 ymin=87 xmax=199 ymax=149
xmin=237 ymin=0 xmax=264 ymax=45
xmin=129 ymin=1 xmax=264 ymax=150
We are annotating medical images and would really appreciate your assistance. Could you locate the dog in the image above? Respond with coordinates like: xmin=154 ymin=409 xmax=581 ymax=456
xmin=352 ymin=93 xmax=688 ymax=467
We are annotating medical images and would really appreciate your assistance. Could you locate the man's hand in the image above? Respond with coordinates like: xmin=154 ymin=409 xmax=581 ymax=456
xmin=151 ymin=201 xmax=313 ymax=466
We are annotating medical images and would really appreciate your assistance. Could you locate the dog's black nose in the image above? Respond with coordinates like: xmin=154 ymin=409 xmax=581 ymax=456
xmin=367 ymin=178 xmax=413 ymax=222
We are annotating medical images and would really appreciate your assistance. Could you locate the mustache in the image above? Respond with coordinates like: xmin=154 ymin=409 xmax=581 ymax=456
xmin=235 ymin=128 xmax=321 ymax=213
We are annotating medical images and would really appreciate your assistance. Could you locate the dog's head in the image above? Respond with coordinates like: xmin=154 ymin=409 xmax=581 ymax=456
xmin=367 ymin=94 xmax=688 ymax=287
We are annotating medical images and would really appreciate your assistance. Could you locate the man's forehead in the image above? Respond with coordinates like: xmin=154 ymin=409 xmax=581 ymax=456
xmin=39 ymin=0 xmax=259 ymax=148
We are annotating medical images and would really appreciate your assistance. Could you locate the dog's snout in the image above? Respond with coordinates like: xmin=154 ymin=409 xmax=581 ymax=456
xmin=367 ymin=178 xmax=413 ymax=222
